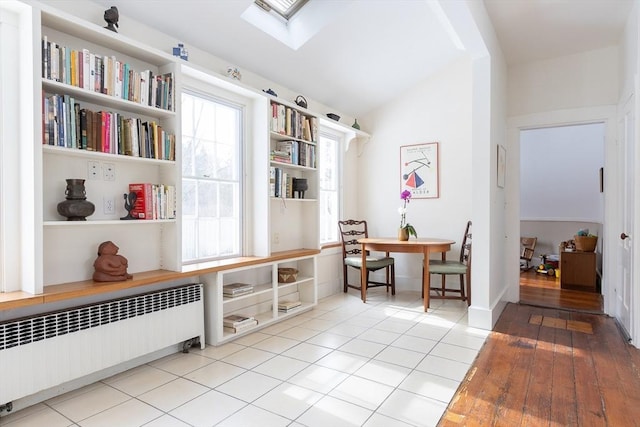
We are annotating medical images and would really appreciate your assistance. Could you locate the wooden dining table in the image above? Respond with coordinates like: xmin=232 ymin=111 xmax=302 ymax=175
xmin=357 ymin=237 xmax=455 ymax=311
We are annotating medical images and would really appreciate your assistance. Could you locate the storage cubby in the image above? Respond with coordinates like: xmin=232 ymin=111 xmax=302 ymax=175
xmin=201 ymin=252 xmax=317 ymax=345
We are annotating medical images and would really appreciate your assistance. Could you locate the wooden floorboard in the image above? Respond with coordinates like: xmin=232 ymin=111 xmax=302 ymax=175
xmin=440 ymin=303 xmax=640 ymax=426
xmin=519 ymin=270 xmax=603 ymax=313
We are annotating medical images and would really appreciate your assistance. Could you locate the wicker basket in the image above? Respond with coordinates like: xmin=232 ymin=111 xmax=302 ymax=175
xmin=574 ymin=235 xmax=597 ymax=252
xmin=278 ymin=268 xmax=298 ymax=283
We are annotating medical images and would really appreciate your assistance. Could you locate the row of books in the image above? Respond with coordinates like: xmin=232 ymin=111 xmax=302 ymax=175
xmin=128 ymin=183 xmax=176 ymax=220
xmin=223 ymin=283 xmax=254 ymax=297
xmin=271 ymin=140 xmax=316 ymax=168
xmin=269 ymin=167 xmax=297 ymax=198
xmin=270 ymin=102 xmax=318 ymax=143
xmin=41 ymin=37 xmax=175 ymax=111
xmin=223 ymin=314 xmax=258 ymax=334
xmin=43 ymin=94 xmax=175 ymax=160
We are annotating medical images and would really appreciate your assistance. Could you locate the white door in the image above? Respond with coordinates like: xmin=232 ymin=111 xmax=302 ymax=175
xmin=616 ymin=95 xmax=634 ymax=338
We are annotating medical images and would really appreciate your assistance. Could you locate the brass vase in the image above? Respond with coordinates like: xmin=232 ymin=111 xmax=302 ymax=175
xmin=57 ymin=178 xmax=95 ymax=221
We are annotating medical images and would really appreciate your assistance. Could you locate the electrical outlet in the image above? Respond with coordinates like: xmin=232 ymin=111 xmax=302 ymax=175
xmin=88 ymin=161 xmax=100 ymax=180
xmin=103 ymin=196 xmax=115 ymax=215
xmin=103 ymin=163 xmax=115 ymax=181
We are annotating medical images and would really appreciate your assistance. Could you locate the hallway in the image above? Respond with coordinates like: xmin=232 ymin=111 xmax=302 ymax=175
xmin=519 ymin=269 xmax=603 ymax=313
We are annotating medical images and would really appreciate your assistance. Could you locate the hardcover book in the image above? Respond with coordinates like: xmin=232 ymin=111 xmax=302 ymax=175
xmin=128 ymin=183 xmax=154 ymax=219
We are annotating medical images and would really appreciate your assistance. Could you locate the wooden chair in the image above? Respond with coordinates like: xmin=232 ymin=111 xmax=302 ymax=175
xmin=338 ymin=220 xmax=395 ymax=298
xmin=520 ymin=237 xmax=537 ymax=271
xmin=428 ymin=220 xmax=472 ymax=305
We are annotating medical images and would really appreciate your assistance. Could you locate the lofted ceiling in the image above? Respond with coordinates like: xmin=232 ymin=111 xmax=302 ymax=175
xmin=90 ymin=0 xmax=635 ymax=118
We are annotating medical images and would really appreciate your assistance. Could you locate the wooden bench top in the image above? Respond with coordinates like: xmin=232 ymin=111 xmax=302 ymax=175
xmin=0 ymin=249 xmax=320 ymax=311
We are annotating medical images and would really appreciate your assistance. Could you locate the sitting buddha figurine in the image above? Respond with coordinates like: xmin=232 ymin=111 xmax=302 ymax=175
xmin=93 ymin=240 xmax=133 ymax=282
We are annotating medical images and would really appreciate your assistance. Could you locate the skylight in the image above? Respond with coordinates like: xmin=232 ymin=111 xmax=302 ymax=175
xmin=255 ymin=0 xmax=309 ymax=20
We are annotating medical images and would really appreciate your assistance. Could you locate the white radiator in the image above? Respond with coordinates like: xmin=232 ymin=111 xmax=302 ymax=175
xmin=0 ymin=283 xmax=205 ymax=404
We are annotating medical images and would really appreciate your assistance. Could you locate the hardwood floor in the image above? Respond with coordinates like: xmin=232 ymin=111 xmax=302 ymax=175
xmin=519 ymin=269 xmax=603 ymax=313
xmin=439 ymin=303 xmax=640 ymax=426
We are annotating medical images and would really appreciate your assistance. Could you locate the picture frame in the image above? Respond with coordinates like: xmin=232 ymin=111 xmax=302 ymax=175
xmin=497 ymin=144 xmax=506 ymax=188
xmin=400 ymin=142 xmax=439 ymax=199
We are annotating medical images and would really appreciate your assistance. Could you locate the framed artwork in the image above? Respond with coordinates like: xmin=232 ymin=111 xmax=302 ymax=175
xmin=497 ymin=144 xmax=506 ymax=188
xmin=400 ymin=142 xmax=439 ymax=199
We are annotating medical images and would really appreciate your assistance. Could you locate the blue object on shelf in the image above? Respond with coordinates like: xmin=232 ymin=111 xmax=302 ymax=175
xmin=172 ymin=43 xmax=188 ymax=61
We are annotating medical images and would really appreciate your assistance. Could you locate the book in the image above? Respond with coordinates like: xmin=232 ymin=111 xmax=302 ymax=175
xmin=128 ymin=183 xmax=153 ymax=219
xmin=223 ymin=283 xmax=254 ymax=296
xmin=224 ymin=319 xmax=258 ymax=334
xmin=278 ymin=300 xmax=302 ymax=312
xmin=223 ymin=314 xmax=256 ymax=328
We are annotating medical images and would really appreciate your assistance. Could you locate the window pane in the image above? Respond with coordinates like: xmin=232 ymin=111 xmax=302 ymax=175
xmin=182 ymin=91 xmax=243 ymax=263
xmin=319 ymin=132 xmax=340 ymax=244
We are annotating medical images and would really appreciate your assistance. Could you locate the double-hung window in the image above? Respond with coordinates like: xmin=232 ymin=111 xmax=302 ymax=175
xmin=181 ymin=90 xmax=244 ymax=263
xmin=318 ymin=130 xmax=342 ymax=245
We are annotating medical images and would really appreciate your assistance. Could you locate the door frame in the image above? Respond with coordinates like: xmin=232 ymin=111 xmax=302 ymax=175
xmin=505 ymin=106 xmax=621 ymax=317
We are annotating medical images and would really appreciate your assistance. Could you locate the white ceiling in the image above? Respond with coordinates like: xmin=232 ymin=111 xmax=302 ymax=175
xmin=90 ymin=0 xmax=635 ymax=118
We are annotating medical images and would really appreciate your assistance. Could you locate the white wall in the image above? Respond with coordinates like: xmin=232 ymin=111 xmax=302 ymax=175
xmin=358 ymin=57 xmax=473 ymax=292
xmin=505 ymin=47 xmax=621 ymax=312
xmin=520 ymin=123 xmax=605 ymax=222
xmin=509 ymin=46 xmax=620 ymax=116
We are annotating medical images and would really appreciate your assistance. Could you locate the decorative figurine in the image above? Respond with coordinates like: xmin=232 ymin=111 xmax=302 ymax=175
xmin=172 ymin=43 xmax=189 ymax=61
xmin=93 ymin=241 xmax=133 ymax=282
xmin=103 ymin=6 xmax=119 ymax=33
xmin=293 ymin=178 xmax=308 ymax=199
xmin=295 ymin=95 xmax=308 ymax=109
xmin=120 ymin=191 xmax=137 ymax=220
xmin=226 ymin=66 xmax=241 ymax=80
xmin=263 ymin=88 xmax=277 ymax=97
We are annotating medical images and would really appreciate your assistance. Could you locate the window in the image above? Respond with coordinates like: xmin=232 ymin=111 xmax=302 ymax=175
xmin=255 ymin=0 xmax=309 ymax=20
xmin=181 ymin=91 xmax=243 ymax=263
xmin=319 ymin=131 xmax=341 ymax=244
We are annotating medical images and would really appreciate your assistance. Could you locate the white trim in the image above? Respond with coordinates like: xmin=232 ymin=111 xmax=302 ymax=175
xmin=506 ymin=105 xmax=618 ymax=318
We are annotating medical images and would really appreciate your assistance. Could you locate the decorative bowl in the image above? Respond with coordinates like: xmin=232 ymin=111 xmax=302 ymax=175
xmin=326 ymin=113 xmax=340 ymax=121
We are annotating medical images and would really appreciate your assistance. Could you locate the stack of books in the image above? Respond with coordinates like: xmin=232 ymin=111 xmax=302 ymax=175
xmin=278 ymin=300 xmax=302 ymax=313
xmin=223 ymin=314 xmax=258 ymax=333
xmin=223 ymin=283 xmax=254 ymax=297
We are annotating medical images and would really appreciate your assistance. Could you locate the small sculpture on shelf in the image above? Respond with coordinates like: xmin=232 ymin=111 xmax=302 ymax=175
xmin=120 ymin=191 xmax=137 ymax=220
xmin=57 ymin=178 xmax=95 ymax=221
xmin=293 ymin=178 xmax=308 ymax=199
xmin=172 ymin=43 xmax=189 ymax=61
xmin=93 ymin=241 xmax=133 ymax=282
xmin=295 ymin=95 xmax=307 ymax=109
xmin=103 ymin=6 xmax=119 ymax=33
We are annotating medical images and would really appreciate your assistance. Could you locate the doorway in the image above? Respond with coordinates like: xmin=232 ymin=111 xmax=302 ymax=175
xmin=518 ymin=123 xmax=605 ymax=312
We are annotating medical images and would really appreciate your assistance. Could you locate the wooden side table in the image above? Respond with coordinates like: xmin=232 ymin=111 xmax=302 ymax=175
xmin=560 ymin=251 xmax=597 ymax=292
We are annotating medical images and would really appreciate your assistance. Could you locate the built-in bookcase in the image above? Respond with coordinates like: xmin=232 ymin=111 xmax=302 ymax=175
xmin=201 ymin=252 xmax=317 ymax=345
xmin=36 ymin=5 xmax=182 ymax=286
xmin=267 ymin=99 xmax=320 ymax=254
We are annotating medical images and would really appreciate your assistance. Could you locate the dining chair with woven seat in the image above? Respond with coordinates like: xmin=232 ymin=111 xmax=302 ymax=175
xmin=338 ymin=220 xmax=395 ymax=298
xmin=428 ymin=220 xmax=472 ymax=305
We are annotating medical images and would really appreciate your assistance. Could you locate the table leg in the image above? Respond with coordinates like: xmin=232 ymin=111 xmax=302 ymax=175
xmin=423 ymin=248 xmax=430 ymax=311
xmin=361 ymin=244 xmax=367 ymax=303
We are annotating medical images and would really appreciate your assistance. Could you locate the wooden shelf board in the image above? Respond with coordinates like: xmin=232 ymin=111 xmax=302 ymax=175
xmin=2 ymin=249 xmax=320 ymax=312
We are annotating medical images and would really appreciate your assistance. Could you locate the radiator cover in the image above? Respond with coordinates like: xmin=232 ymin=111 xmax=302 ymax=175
xmin=0 ymin=283 xmax=204 ymax=404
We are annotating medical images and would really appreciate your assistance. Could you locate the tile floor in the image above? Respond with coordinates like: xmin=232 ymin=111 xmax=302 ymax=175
xmin=0 ymin=290 xmax=489 ymax=427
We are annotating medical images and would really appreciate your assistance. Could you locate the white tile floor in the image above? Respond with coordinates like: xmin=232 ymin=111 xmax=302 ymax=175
xmin=1 ymin=290 xmax=490 ymax=427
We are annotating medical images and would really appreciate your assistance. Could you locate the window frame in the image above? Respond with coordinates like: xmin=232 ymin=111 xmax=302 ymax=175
xmin=318 ymin=127 xmax=344 ymax=246
xmin=180 ymin=84 xmax=247 ymax=264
